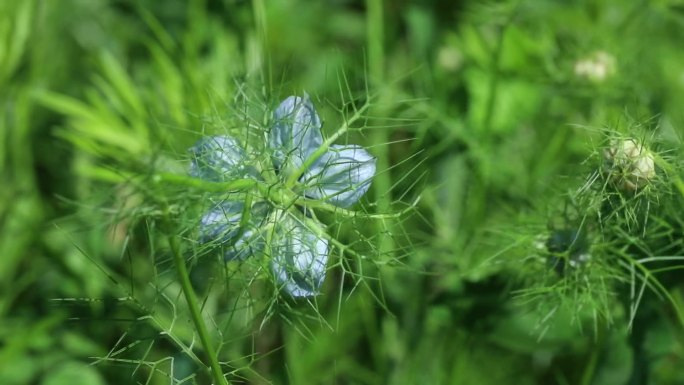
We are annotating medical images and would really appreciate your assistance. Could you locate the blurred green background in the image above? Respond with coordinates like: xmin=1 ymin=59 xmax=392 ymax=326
xmin=3 ymin=0 xmax=684 ymax=384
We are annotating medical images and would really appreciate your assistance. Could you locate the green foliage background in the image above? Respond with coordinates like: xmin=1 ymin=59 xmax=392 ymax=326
xmin=3 ymin=0 xmax=684 ymax=384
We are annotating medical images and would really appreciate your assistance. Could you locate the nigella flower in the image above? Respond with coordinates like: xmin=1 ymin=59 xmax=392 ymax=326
xmin=189 ymin=94 xmax=376 ymax=297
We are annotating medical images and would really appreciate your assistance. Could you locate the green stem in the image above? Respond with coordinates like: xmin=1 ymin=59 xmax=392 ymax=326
xmin=580 ymin=340 xmax=600 ymax=385
xmin=366 ymin=0 xmax=393 ymax=257
xmin=481 ymin=5 xmax=517 ymax=134
xmin=481 ymin=30 xmax=503 ymax=134
xmin=251 ymin=0 xmax=271 ymax=87
xmin=365 ymin=0 xmax=393 ymax=376
xmin=167 ymin=227 xmax=229 ymax=385
xmin=366 ymin=0 xmax=384 ymax=85
xmin=154 ymin=173 xmax=258 ymax=192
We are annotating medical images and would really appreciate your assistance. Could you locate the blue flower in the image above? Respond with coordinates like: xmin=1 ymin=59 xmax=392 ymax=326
xmin=271 ymin=215 xmax=329 ymax=297
xmin=189 ymin=94 xmax=376 ymax=297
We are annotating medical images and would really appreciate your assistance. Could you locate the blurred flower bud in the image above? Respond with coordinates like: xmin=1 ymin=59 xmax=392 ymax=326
xmin=545 ymin=229 xmax=590 ymax=275
xmin=603 ymin=138 xmax=656 ymax=191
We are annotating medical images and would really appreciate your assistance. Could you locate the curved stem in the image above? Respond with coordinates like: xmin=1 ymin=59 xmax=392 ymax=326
xmin=167 ymin=227 xmax=230 ymax=385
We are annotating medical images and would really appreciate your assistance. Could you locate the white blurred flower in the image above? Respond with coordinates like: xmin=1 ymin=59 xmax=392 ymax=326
xmin=437 ymin=45 xmax=463 ymax=72
xmin=574 ymin=51 xmax=616 ymax=82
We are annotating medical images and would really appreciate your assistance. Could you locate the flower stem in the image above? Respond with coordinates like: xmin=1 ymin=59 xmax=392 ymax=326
xmin=167 ymin=226 xmax=230 ymax=385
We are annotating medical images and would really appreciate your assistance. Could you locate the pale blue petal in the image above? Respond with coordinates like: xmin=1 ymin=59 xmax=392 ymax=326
xmin=301 ymin=145 xmax=376 ymax=207
xmin=189 ymin=135 xmax=258 ymax=181
xmin=199 ymin=200 xmax=269 ymax=261
xmin=269 ymin=94 xmax=323 ymax=174
xmin=271 ymin=216 xmax=328 ymax=297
